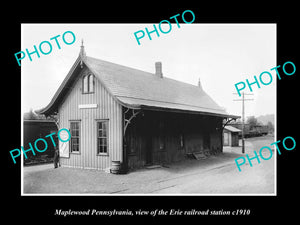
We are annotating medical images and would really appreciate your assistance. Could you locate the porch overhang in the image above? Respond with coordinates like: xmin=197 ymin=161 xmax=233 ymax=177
xmin=137 ymin=105 xmax=240 ymax=120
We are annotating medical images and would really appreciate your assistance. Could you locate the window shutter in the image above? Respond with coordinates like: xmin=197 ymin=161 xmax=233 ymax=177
xmin=59 ymin=142 xmax=69 ymax=157
xmin=59 ymin=128 xmax=70 ymax=158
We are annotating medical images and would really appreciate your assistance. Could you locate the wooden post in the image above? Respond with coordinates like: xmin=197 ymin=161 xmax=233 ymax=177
xmin=233 ymin=92 xmax=254 ymax=154
xmin=242 ymin=92 xmax=245 ymax=153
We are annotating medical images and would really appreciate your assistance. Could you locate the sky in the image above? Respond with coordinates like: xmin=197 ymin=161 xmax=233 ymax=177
xmin=21 ymin=23 xmax=276 ymax=118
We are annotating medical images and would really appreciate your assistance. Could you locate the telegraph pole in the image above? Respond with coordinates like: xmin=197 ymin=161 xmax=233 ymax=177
xmin=233 ymin=92 xmax=254 ymax=153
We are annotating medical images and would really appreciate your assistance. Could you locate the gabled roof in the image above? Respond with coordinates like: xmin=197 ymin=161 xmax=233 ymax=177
xmin=224 ymin=125 xmax=242 ymax=133
xmin=39 ymin=54 xmax=239 ymax=119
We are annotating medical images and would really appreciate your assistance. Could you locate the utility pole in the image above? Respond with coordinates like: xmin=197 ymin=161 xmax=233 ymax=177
xmin=233 ymin=92 xmax=254 ymax=153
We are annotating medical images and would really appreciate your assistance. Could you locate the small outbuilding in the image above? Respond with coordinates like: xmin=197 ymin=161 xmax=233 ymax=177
xmin=223 ymin=125 xmax=241 ymax=147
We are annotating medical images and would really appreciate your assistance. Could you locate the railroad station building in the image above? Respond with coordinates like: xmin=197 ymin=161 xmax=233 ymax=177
xmin=39 ymin=44 xmax=239 ymax=172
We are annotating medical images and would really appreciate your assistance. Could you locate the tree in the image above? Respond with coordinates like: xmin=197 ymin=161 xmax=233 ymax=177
xmin=23 ymin=108 xmax=37 ymax=120
xmin=267 ymin=121 xmax=274 ymax=133
xmin=247 ymin=116 xmax=260 ymax=130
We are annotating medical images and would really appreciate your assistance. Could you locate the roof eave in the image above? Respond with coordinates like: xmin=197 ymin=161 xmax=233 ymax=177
xmin=139 ymin=105 xmax=240 ymax=118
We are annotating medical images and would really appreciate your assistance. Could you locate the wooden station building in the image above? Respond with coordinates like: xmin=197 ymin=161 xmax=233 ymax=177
xmin=39 ymin=43 xmax=239 ymax=172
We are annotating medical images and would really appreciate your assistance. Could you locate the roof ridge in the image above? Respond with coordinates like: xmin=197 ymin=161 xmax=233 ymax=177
xmin=86 ymin=56 xmax=200 ymax=88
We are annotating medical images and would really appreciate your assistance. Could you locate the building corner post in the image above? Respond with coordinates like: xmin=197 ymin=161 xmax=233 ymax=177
xmin=121 ymin=107 xmax=129 ymax=174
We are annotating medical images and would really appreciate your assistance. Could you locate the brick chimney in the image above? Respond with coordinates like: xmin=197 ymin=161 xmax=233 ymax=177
xmin=155 ymin=62 xmax=163 ymax=78
xmin=198 ymin=77 xmax=203 ymax=90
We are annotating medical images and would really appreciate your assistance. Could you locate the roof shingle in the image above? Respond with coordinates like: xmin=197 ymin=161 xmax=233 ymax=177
xmin=85 ymin=56 xmax=236 ymax=117
xmin=40 ymin=55 xmax=239 ymax=118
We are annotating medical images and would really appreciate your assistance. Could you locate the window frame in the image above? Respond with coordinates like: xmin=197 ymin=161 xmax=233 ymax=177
xmin=82 ymin=74 xmax=88 ymax=94
xmin=82 ymin=73 xmax=95 ymax=94
xmin=88 ymin=74 xmax=94 ymax=93
xmin=69 ymin=121 xmax=80 ymax=154
xmin=96 ymin=120 xmax=109 ymax=156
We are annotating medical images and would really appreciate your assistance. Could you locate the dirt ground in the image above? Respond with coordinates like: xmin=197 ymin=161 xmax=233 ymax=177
xmin=23 ymin=135 xmax=275 ymax=195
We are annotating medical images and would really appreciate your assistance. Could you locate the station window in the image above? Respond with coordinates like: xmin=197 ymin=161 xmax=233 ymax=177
xmin=97 ymin=120 xmax=109 ymax=155
xmin=70 ymin=121 xmax=80 ymax=153
xmin=82 ymin=74 xmax=94 ymax=94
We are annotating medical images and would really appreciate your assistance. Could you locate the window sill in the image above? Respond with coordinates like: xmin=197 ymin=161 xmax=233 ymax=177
xmin=97 ymin=153 xmax=109 ymax=156
xmin=70 ymin=152 xmax=80 ymax=155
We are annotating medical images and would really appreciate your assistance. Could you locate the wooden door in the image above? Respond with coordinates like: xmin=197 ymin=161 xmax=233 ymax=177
xmin=145 ymin=132 xmax=153 ymax=165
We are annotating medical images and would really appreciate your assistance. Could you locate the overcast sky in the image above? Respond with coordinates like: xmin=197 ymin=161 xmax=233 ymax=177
xmin=21 ymin=23 xmax=276 ymax=118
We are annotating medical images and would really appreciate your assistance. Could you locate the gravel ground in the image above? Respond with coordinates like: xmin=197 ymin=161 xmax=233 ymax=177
xmin=23 ymin=135 xmax=275 ymax=195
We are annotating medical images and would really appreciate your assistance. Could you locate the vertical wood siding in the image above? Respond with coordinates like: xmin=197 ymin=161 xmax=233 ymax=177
xmin=58 ymin=66 xmax=123 ymax=170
